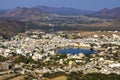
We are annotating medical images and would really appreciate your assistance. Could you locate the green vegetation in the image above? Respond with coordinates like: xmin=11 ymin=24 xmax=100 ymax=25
xmin=0 ymin=55 xmax=7 ymax=61
xmin=24 ymin=73 xmax=36 ymax=80
xmin=42 ymin=71 xmax=120 ymax=80
xmin=68 ymin=72 xmax=120 ymax=80
xmin=13 ymin=55 xmax=33 ymax=64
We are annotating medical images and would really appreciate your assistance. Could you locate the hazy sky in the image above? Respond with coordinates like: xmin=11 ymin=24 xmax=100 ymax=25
xmin=0 ymin=0 xmax=120 ymax=11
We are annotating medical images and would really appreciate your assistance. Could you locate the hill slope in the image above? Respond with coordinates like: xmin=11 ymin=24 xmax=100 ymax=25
xmin=36 ymin=6 xmax=94 ymax=16
xmin=0 ymin=20 xmax=25 ymax=39
xmin=0 ymin=7 xmax=48 ymax=20
xmin=87 ymin=7 xmax=120 ymax=19
xmin=0 ymin=6 xmax=94 ymax=20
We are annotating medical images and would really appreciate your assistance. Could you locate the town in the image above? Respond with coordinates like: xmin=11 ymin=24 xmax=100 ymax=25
xmin=0 ymin=30 xmax=120 ymax=80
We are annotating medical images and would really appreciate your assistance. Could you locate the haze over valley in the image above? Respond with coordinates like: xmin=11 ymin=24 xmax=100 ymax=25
xmin=0 ymin=0 xmax=120 ymax=80
xmin=0 ymin=6 xmax=120 ymax=38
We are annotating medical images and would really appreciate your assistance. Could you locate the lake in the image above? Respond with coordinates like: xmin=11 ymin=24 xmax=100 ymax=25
xmin=57 ymin=48 xmax=95 ymax=55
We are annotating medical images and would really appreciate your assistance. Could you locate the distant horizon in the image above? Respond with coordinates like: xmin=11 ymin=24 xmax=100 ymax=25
xmin=1 ymin=5 xmax=120 ymax=12
xmin=0 ymin=0 xmax=120 ymax=11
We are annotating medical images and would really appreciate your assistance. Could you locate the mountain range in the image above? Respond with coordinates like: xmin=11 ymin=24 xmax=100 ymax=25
xmin=35 ymin=6 xmax=94 ymax=15
xmin=0 ymin=6 xmax=120 ymax=39
xmin=0 ymin=6 xmax=120 ymax=19
xmin=0 ymin=6 xmax=94 ymax=20
xmin=87 ymin=7 xmax=120 ymax=19
xmin=0 ymin=7 xmax=48 ymax=20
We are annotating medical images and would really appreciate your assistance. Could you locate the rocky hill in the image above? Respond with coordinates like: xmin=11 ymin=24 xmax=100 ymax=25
xmin=87 ymin=7 xmax=120 ymax=19
xmin=0 ymin=20 xmax=25 ymax=39
xmin=0 ymin=6 xmax=94 ymax=20
xmin=36 ymin=6 xmax=94 ymax=16
xmin=0 ymin=7 xmax=48 ymax=20
xmin=0 ymin=6 xmax=120 ymax=20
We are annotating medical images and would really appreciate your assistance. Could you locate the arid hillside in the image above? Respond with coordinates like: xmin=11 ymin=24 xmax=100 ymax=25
xmin=0 ymin=20 xmax=25 ymax=39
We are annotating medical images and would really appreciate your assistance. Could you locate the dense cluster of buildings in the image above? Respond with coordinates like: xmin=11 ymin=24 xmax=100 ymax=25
xmin=0 ymin=30 xmax=120 ymax=79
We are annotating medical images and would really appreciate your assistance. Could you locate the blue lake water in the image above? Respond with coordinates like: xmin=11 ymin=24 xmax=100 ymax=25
xmin=57 ymin=48 xmax=95 ymax=55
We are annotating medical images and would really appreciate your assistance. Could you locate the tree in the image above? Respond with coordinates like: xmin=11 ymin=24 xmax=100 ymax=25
xmin=0 ymin=55 xmax=6 ymax=62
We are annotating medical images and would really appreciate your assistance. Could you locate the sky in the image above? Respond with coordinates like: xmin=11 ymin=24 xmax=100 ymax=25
xmin=0 ymin=0 xmax=120 ymax=11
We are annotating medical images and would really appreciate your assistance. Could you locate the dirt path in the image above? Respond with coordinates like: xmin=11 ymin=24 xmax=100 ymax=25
xmin=9 ymin=75 xmax=24 ymax=80
xmin=49 ymin=75 xmax=68 ymax=80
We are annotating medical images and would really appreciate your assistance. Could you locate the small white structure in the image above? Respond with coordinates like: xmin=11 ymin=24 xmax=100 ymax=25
xmin=109 ymin=63 xmax=120 ymax=68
